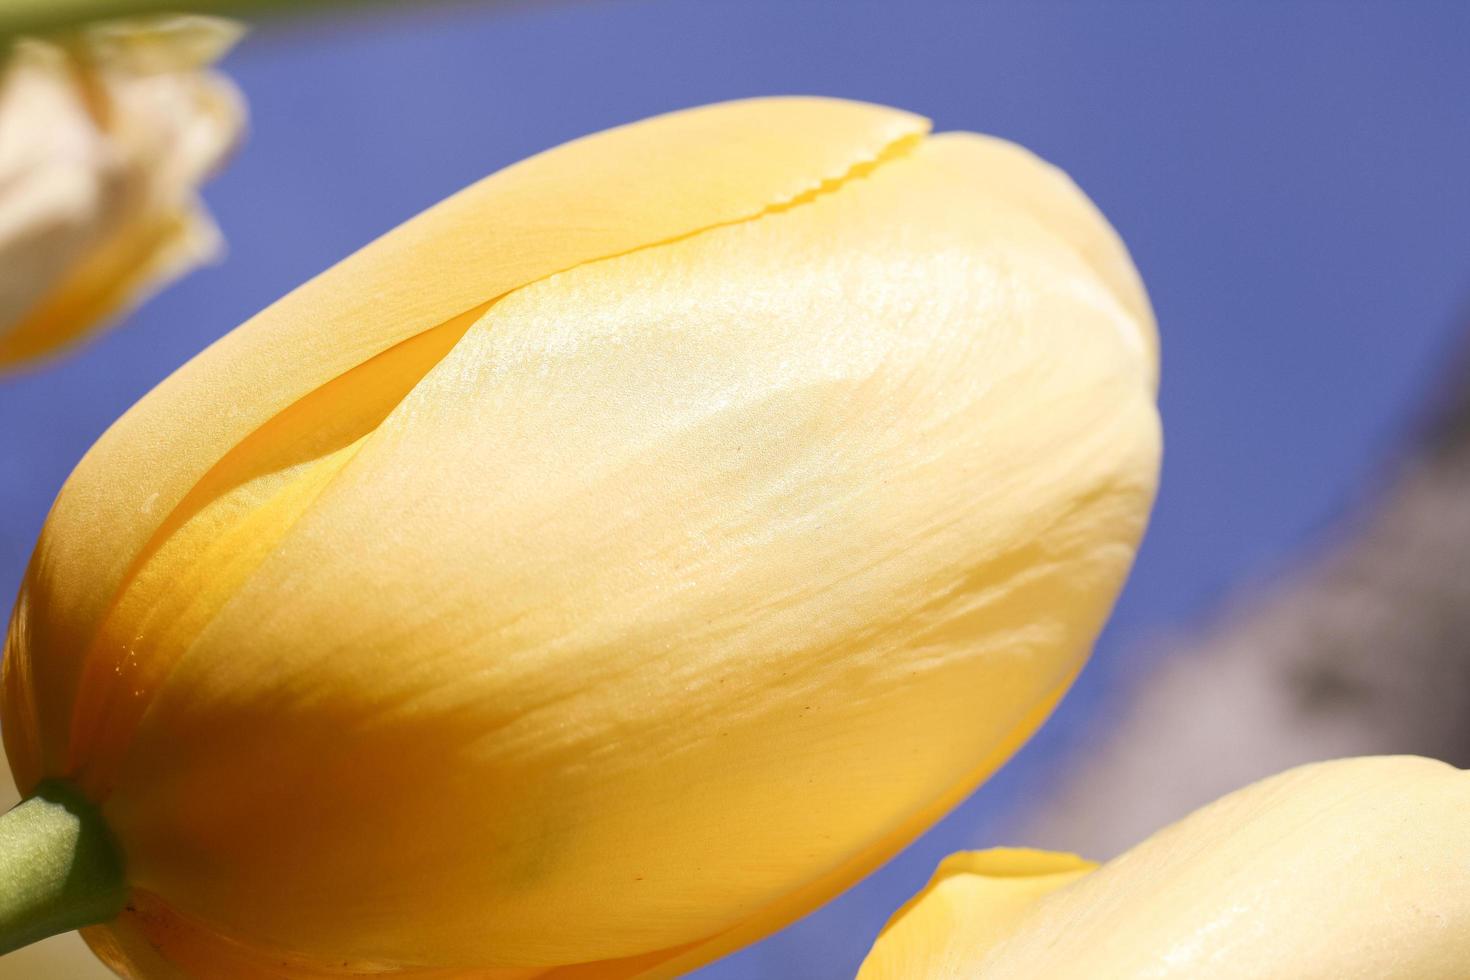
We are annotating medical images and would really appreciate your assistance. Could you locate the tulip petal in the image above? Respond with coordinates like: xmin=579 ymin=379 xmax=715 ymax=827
xmin=919 ymin=133 xmax=1155 ymax=381
xmin=4 ymin=97 xmax=930 ymax=786
xmin=94 ymin=131 xmax=1156 ymax=971
xmin=856 ymin=849 xmax=1095 ymax=980
xmin=82 ymin=891 xmax=544 ymax=980
xmin=860 ymin=756 xmax=1470 ymax=979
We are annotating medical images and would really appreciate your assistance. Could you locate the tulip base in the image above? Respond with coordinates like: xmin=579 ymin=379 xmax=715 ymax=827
xmin=0 ymin=780 xmax=126 ymax=955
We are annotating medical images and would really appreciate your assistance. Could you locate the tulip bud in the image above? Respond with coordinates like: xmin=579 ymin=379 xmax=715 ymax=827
xmin=2 ymin=97 xmax=1158 ymax=977
xmin=0 ymin=16 xmax=243 ymax=370
xmin=858 ymin=756 xmax=1470 ymax=979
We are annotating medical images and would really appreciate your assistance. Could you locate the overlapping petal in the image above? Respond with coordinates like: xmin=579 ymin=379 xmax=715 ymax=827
xmin=4 ymin=96 xmax=927 ymax=787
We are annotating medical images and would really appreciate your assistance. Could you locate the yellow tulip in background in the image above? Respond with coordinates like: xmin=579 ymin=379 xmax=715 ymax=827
xmin=857 ymin=756 xmax=1470 ymax=979
xmin=0 ymin=97 xmax=1158 ymax=976
xmin=0 ymin=15 xmax=242 ymax=370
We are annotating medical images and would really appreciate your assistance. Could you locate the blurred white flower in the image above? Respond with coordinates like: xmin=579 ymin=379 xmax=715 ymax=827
xmin=0 ymin=15 xmax=244 ymax=370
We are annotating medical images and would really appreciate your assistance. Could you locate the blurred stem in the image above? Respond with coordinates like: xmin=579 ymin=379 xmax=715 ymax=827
xmin=0 ymin=0 xmax=387 ymax=40
xmin=0 ymin=780 xmax=125 ymax=955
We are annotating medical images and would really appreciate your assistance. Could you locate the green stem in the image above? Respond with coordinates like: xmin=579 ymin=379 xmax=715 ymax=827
xmin=0 ymin=780 xmax=126 ymax=955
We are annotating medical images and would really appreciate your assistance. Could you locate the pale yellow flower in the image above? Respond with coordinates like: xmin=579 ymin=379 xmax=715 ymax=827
xmin=0 ymin=15 xmax=243 ymax=370
xmin=3 ymin=97 xmax=1158 ymax=977
xmin=859 ymin=756 xmax=1470 ymax=980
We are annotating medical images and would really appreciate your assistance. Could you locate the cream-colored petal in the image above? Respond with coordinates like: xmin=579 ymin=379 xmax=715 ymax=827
xmin=868 ymin=756 xmax=1470 ymax=980
xmin=920 ymin=133 xmax=1155 ymax=374
xmin=97 ymin=133 xmax=1156 ymax=970
xmin=857 ymin=849 xmax=1095 ymax=980
xmin=4 ymin=97 xmax=929 ymax=786
xmin=0 ymin=40 xmax=111 ymax=336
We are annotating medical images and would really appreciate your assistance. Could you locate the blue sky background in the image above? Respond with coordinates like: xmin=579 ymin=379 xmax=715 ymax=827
xmin=2 ymin=1 xmax=1469 ymax=976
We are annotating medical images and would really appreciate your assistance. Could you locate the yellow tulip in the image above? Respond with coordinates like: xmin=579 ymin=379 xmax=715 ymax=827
xmin=858 ymin=756 xmax=1470 ymax=979
xmin=0 ymin=15 xmax=243 ymax=370
xmin=1 ymin=96 xmax=1158 ymax=977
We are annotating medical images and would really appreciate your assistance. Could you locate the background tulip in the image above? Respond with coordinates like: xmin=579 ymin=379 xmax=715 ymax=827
xmin=859 ymin=755 xmax=1470 ymax=979
xmin=0 ymin=15 xmax=242 ymax=371
xmin=1 ymin=96 xmax=1158 ymax=977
